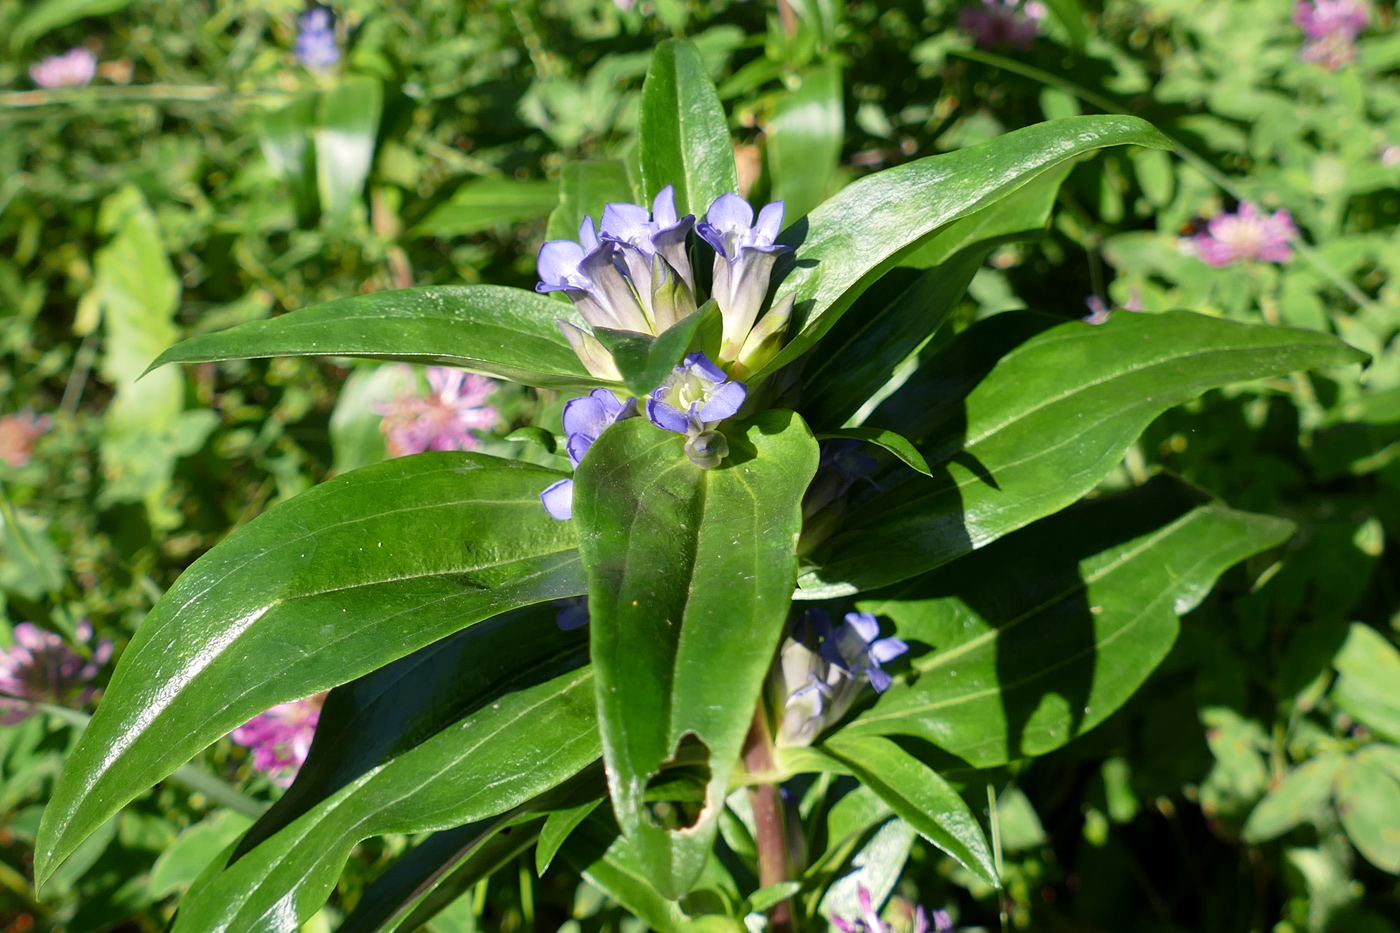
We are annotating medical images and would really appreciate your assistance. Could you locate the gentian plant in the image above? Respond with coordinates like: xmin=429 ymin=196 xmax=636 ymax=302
xmin=31 ymin=39 xmax=1365 ymax=933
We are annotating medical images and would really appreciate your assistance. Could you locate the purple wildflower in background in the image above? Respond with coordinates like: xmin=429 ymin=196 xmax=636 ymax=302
xmin=231 ymin=694 xmax=324 ymax=786
xmin=831 ymin=887 xmax=953 ymax=933
xmin=1186 ymin=203 xmax=1298 ymax=267
xmin=697 ymin=194 xmax=791 ymax=360
xmin=30 ymin=48 xmax=97 ymax=88
xmin=1295 ymin=0 xmax=1368 ymax=69
xmin=374 ymin=367 xmax=498 ymax=457
xmin=0 ymin=411 xmax=52 ymax=467
xmin=1082 ymin=288 xmax=1143 ymax=325
xmin=959 ymin=0 xmax=1047 ymax=49
xmin=646 ymin=353 xmax=747 ymax=468
xmin=553 ymin=597 xmax=590 ymax=630
xmin=540 ymin=388 xmax=637 ymax=521
xmin=0 ymin=621 xmax=112 ymax=725
xmin=296 ymin=7 xmax=340 ymax=71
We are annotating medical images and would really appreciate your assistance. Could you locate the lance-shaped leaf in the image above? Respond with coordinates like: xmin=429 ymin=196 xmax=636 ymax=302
xmin=760 ymin=115 xmax=1173 ymax=375
xmin=639 ymin=39 xmax=740 ymax=217
xmin=144 ymin=286 xmax=602 ymax=390
xmin=800 ymin=310 xmax=1364 ymax=596
xmin=169 ymin=666 xmax=600 ymax=933
xmin=573 ymin=412 xmax=820 ymax=898
xmin=823 ymin=735 xmax=997 ymax=887
xmin=767 ymin=64 xmax=844 ymax=223
xmin=841 ymin=476 xmax=1293 ymax=767
xmin=35 ymin=453 xmax=586 ymax=886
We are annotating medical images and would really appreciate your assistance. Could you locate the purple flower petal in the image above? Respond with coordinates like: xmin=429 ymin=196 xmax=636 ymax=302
xmin=845 ymin=611 xmax=882 ymax=644
xmin=600 ymin=202 xmax=653 ymax=244
xmin=652 ymin=185 xmax=679 ymax=228
xmin=579 ymin=216 xmax=600 ymax=251
xmin=537 ymin=240 xmax=587 ymax=290
xmin=870 ymin=636 xmax=909 ymax=664
xmin=683 ymin=351 xmax=728 ymax=383
xmin=755 ymin=200 xmax=786 ymax=242
xmin=540 ymin=478 xmax=575 ymax=520
xmin=646 ymin=396 xmax=694 ymax=434
xmin=697 ymin=380 xmax=746 ymax=423
xmin=705 ymin=192 xmax=755 ymax=236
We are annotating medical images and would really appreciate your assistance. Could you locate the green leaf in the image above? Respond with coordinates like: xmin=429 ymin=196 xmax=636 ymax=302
xmin=558 ymin=813 xmax=692 ymax=933
xmin=593 ymin=302 xmax=720 ymax=397
xmin=148 ymin=811 xmax=255 ymax=898
xmin=9 ymin=0 xmax=133 ymax=48
xmin=1336 ymin=748 xmax=1400 ymax=873
xmin=537 ymin=798 xmax=603 ymax=875
xmin=814 ymin=818 xmax=915 ymax=921
xmin=761 ymin=115 xmax=1173 ymax=375
xmin=741 ymin=881 xmax=805 ymax=916
xmin=35 ymin=453 xmax=585 ymax=886
xmin=815 ymin=428 xmax=930 ymax=476
xmin=801 ymin=310 xmax=1364 ymax=596
xmin=317 ymin=76 xmax=383 ymax=227
xmin=547 ymin=160 xmax=636 ymax=242
xmin=842 ymin=476 xmax=1294 ymax=767
xmin=413 ymin=178 xmax=560 ymax=238
xmin=1241 ymin=753 xmax=1344 ymax=845
xmin=767 ymin=65 xmax=844 ymax=223
xmin=258 ymin=94 xmax=320 ymax=228
xmin=389 ymin=820 xmax=546 ymax=933
xmin=823 ymin=735 xmax=997 ymax=887
xmin=574 ymin=411 xmax=819 ymax=897
xmin=144 ymin=285 xmax=600 ymax=390
xmin=170 ymin=667 xmax=599 ymax=933
xmin=1330 ymin=623 xmax=1400 ymax=743
xmin=639 ymin=39 xmax=740 ymax=217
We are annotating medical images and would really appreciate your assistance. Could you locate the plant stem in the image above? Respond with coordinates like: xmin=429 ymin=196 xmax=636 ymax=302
xmin=744 ymin=707 xmax=793 ymax=933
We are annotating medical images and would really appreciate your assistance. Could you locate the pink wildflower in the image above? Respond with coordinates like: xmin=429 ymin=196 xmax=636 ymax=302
xmin=959 ymin=0 xmax=1047 ymax=49
xmin=1295 ymin=0 xmax=1368 ymax=69
xmin=374 ymin=367 xmax=499 ymax=457
xmin=0 ymin=411 xmax=51 ymax=467
xmin=1188 ymin=203 xmax=1298 ymax=267
xmin=231 ymin=693 xmax=325 ymax=786
xmin=0 ymin=621 xmax=112 ymax=725
xmin=29 ymin=48 xmax=97 ymax=88
xmin=830 ymin=887 xmax=953 ymax=933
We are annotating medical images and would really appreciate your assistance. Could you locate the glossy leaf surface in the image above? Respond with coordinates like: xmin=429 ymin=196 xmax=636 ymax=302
xmin=801 ymin=310 xmax=1363 ymax=596
xmin=815 ymin=428 xmax=931 ymax=476
xmin=574 ymin=412 xmax=819 ymax=897
xmin=761 ymin=115 xmax=1172 ymax=374
xmin=767 ymin=65 xmax=843 ymax=223
xmin=824 ymin=735 xmax=996 ymax=886
xmin=170 ymin=662 xmax=598 ymax=933
xmin=843 ymin=477 xmax=1292 ymax=766
xmin=36 ymin=453 xmax=585 ymax=884
xmin=639 ymin=39 xmax=740 ymax=217
xmin=145 ymin=286 xmax=600 ymax=390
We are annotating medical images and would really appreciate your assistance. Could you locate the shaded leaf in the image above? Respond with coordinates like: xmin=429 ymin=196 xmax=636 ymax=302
xmin=537 ymin=798 xmax=603 ymax=875
xmin=815 ymin=428 xmax=930 ymax=476
xmin=593 ymin=302 xmax=720 ymax=397
xmin=1331 ymin=623 xmax=1400 ymax=743
xmin=1336 ymin=748 xmax=1400 ymax=873
xmin=1242 ymin=753 xmax=1344 ymax=844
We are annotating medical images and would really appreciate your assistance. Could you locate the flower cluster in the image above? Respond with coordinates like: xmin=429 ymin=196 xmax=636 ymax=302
xmin=537 ymin=187 xmax=792 ymax=381
xmin=540 ymin=388 xmax=638 ymax=521
xmin=770 ymin=609 xmax=908 ymax=747
xmin=959 ymin=0 xmax=1046 ymax=49
xmin=647 ymin=353 xmax=747 ymax=467
xmin=1294 ymin=0 xmax=1368 ymax=70
xmin=374 ymin=366 xmax=499 ymax=457
xmin=231 ymin=693 xmax=325 ymax=786
xmin=0 ymin=621 xmax=112 ymax=725
xmin=296 ymin=7 xmax=340 ymax=71
xmin=1185 ymin=202 xmax=1298 ymax=267
xmin=30 ymin=48 xmax=97 ymax=88
xmin=0 ymin=411 xmax=52 ymax=467
xmin=832 ymin=888 xmax=954 ymax=933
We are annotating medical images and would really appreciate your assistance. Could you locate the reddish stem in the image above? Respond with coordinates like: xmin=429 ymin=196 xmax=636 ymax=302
xmin=744 ymin=708 xmax=793 ymax=933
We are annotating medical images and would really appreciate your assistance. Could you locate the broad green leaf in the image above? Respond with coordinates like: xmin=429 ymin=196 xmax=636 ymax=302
xmin=258 ymin=94 xmax=320 ymax=228
xmin=760 ymin=115 xmax=1173 ymax=375
xmin=148 ymin=811 xmax=254 ymax=898
xmin=1330 ymin=623 xmax=1400 ymax=743
xmin=843 ymin=476 xmax=1293 ymax=767
xmin=145 ymin=286 xmax=600 ymax=390
xmin=1241 ymin=753 xmax=1344 ymax=845
xmin=35 ymin=453 xmax=585 ymax=885
xmin=824 ymin=736 xmax=996 ymax=887
xmin=9 ymin=0 xmax=132 ymax=47
xmin=558 ymin=813 xmax=692 ymax=933
xmin=1336 ymin=748 xmax=1400 ymax=873
xmin=237 ymin=604 xmax=589 ymax=857
xmin=170 ymin=666 xmax=599 ymax=933
xmin=317 ymin=76 xmax=383 ymax=227
xmin=537 ymin=798 xmax=603 ymax=875
xmin=574 ymin=411 xmax=819 ymax=897
xmin=639 ymin=39 xmax=740 ymax=217
xmin=547 ymin=160 xmax=636 ymax=242
xmin=413 ymin=178 xmax=559 ymax=238
xmin=767 ymin=65 xmax=844 ymax=223
xmin=815 ymin=428 xmax=931 ymax=476
xmin=594 ymin=302 xmax=720 ymax=397
xmin=801 ymin=311 xmax=1364 ymax=596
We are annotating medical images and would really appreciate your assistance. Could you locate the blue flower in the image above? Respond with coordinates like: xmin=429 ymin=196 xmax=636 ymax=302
xmin=538 ymin=217 xmax=652 ymax=337
xmin=819 ymin=611 xmax=909 ymax=694
xmin=539 ymin=388 xmax=638 ymax=520
xmin=553 ymin=597 xmax=589 ymax=630
xmin=599 ymin=186 xmax=698 ymax=332
xmin=697 ymin=194 xmax=792 ymax=361
xmin=296 ymin=7 xmax=340 ymax=71
xmin=645 ymin=353 xmax=747 ymax=468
